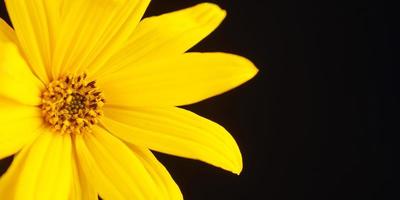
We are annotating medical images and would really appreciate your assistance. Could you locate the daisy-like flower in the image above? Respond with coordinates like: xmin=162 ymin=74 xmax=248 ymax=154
xmin=0 ymin=0 xmax=258 ymax=199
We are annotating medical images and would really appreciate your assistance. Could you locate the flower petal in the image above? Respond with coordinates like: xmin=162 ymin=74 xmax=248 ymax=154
xmin=75 ymin=126 xmax=159 ymax=200
xmin=94 ymin=3 xmax=226 ymax=77
xmin=69 ymin=152 xmax=97 ymax=200
xmin=52 ymin=0 xmax=149 ymax=78
xmin=0 ymin=102 xmax=42 ymax=159
xmin=4 ymin=0 xmax=62 ymax=82
xmin=99 ymin=52 xmax=258 ymax=107
xmin=129 ymin=145 xmax=183 ymax=200
xmin=0 ymin=131 xmax=73 ymax=200
xmin=102 ymin=106 xmax=243 ymax=174
xmin=0 ymin=19 xmax=17 ymax=42
xmin=0 ymin=25 xmax=43 ymax=105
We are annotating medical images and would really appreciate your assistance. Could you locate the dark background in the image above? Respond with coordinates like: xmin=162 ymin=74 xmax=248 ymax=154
xmin=1 ymin=0 xmax=398 ymax=199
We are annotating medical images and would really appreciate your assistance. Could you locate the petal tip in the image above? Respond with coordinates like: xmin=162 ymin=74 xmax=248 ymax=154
xmin=231 ymin=162 xmax=243 ymax=175
xmin=245 ymin=60 xmax=259 ymax=80
xmin=195 ymin=2 xmax=227 ymax=20
xmin=231 ymin=148 xmax=243 ymax=175
xmin=229 ymin=54 xmax=259 ymax=84
xmin=197 ymin=2 xmax=223 ymax=10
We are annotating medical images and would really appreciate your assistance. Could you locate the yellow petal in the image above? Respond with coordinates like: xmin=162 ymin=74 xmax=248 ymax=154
xmin=75 ymin=126 xmax=159 ymax=200
xmin=102 ymin=106 xmax=243 ymax=174
xmin=0 ymin=102 xmax=42 ymax=159
xmin=69 ymin=152 xmax=97 ymax=200
xmin=0 ymin=19 xmax=17 ymax=42
xmin=52 ymin=0 xmax=149 ymax=78
xmin=0 ymin=142 xmax=27 ymax=200
xmin=94 ymin=3 xmax=226 ymax=77
xmin=0 ymin=131 xmax=73 ymax=200
xmin=129 ymin=145 xmax=183 ymax=200
xmin=0 ymin=33 xmax=44 ymax=105
xmin=99 ymin=52 xmax=258 ymax=107
xmin=5 ymin=0 xmax=61 ymax=82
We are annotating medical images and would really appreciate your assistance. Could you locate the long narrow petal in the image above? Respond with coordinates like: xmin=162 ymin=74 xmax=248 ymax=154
xmin=99 ymin=53 xmax=258 ymax=107
xmin=52 ymin=0 xmax=149 ymax=78
xmin=0 ymin=24 xmax=43 ymax=105
xmin=94 ymin=3 xmax=226 ymax=77
xmin=0 ymin=131 xmax=73 ymax=200
xmin=75 ymin=126 xmax=159 ymax=200
xmin=5 ymin=0 xmax=62 ymax=82
xmin=102 ymin=106 xmax=243 ymax=174
xmin=69 ymin=152 xmax=97 ymax=200
xmin=129 ymin=145 xmax=183 ymax=200
xmin=0 ymin=102 xmax=42 ymax=159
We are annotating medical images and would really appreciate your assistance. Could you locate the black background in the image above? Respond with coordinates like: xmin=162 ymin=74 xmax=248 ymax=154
xmin=1 ymin=0 xmax=398 ymax=199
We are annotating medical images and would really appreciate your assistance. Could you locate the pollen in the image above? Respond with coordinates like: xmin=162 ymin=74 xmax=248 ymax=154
xmin=40 ymin=74 xmax=105 ymax=135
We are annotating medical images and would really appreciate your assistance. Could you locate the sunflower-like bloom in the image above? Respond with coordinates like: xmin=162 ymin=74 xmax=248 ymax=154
xmin=0 ymin=0 xmax=258 ymax=199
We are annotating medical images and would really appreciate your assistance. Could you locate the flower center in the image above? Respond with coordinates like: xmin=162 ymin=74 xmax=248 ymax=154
xmin=40 ymin=74 xmax=105 ymax=135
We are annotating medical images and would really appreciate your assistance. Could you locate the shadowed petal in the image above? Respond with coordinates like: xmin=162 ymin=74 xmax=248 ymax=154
xmin=0 ymin=102 xmax=42 ymax=159
xmin=52 ymin=0 xmax=149 ymax=78
xmin=68 ymin=151 xmax=97 ymax=200
xmin=0 ymin=130 xmax=73 ymax=200
xmin=75 ymin=126 xmax=159 ymax=200
xmin=0 ymin=19 xmax=17 ymax=42
xmin=5 ymin=0 xmax=62 ymax=82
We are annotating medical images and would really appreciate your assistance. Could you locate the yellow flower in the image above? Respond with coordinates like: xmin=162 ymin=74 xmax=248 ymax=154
xmin=0 ymin=0 xmax=258 ymax=199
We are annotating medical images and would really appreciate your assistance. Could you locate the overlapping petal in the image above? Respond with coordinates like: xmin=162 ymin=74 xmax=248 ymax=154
xmin=0 ymin=131 xmax=73 ymax=200
xmin=0 ymin=21 xmax=43 ymax=157
xmin=52 ymin=0 xmax=150 ymax=78
xmin=0 ymin=102 xmax=42 ymax=159
xmin=4 ymin=0 xmax=62 ymax=82
xmin=75 ymin=126 xmax=159 ymax=200
xmin=0 ymin=21 xmax=43 ymax=105
xmin=94 ymin=3 xmax=226 ymax=77
xmin=99 ymin=52 xmax=258 ymax=107
xmin=102 ymin=106 xmax=243 ymax=174
xmin=68 ymin=153 xmax=97 ymax=200
xmin=0 ymin=19 xmax=17 ymax=42
xmin=129 ymin=145 xmax=183 ymax=200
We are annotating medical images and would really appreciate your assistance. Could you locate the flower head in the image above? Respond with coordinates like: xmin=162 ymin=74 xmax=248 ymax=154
xmin=0 ymin=0 xmax=258 ymax=199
